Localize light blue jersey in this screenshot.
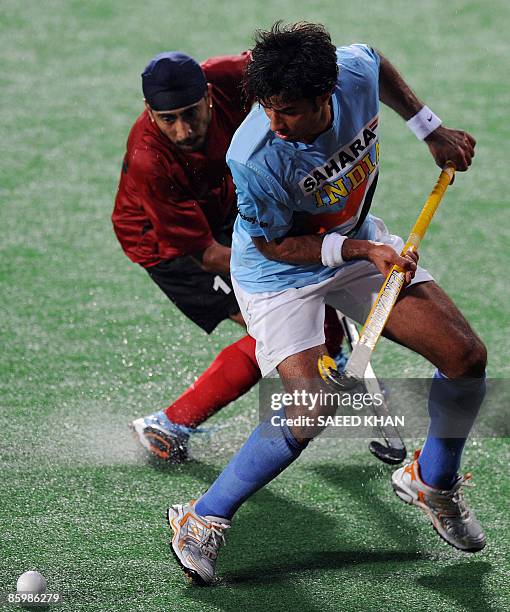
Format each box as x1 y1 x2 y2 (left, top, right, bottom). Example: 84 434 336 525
228 44 381 293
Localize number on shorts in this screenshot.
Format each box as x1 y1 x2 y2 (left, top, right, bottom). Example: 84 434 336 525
213 275 232 295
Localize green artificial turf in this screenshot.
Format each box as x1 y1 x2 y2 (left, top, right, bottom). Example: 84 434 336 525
1 1 509 610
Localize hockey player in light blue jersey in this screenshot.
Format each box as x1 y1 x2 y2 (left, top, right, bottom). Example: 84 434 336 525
168 22 486 586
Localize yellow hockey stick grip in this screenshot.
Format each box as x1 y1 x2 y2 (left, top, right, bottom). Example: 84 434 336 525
402 162 455 255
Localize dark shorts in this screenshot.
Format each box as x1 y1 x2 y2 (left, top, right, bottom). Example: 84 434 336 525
146 256 240 334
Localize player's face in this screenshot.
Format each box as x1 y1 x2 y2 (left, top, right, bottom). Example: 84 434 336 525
262 94 332 144
147 93 212 151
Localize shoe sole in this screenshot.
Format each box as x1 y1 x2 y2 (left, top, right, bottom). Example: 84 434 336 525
129 421 187 463
392 474 485 553
166 507 213 587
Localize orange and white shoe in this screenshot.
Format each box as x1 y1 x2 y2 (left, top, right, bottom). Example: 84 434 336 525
167 500 231 585
391 451 486 552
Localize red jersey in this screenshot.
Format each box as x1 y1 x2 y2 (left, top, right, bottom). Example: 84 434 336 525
112 53 250 267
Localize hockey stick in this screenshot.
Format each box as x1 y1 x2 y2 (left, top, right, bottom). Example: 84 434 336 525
319 163 455 390
340 315 406 464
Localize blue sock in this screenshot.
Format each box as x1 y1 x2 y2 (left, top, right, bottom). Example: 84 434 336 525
418 369 486 489
195 413 306 519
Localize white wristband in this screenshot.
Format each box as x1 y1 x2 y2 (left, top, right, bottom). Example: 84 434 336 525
406 106 442 140
321 233 348 267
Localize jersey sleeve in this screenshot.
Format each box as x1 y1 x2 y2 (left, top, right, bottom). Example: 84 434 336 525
339 44 380 78
229 159 293 241
132 156 214 256
350 44 380 67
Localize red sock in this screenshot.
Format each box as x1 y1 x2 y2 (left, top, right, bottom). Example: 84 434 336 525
324 306 344 356
164 335 261 427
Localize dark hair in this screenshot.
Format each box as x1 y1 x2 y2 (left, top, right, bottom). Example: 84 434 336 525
244 21 338 105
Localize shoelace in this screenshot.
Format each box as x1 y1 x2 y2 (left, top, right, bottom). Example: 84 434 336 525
201 522 230 560
431 474 474 519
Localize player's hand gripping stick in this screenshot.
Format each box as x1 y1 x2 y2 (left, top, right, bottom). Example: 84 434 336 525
319 163 456 389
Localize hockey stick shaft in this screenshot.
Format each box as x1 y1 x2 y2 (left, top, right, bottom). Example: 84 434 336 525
341 315 405 450
346 163 455 380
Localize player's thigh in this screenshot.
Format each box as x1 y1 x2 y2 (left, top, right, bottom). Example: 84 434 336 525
383 281 487 377
146 256 240 334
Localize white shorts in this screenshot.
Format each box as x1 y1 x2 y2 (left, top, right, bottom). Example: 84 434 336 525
233 217 434 377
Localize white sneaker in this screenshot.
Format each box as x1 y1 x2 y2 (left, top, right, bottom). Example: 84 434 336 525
167 500 230 585
392 451 486 552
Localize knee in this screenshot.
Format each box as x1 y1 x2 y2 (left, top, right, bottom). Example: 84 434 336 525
446 336 487 378
463 337 487 377
285 395 337 443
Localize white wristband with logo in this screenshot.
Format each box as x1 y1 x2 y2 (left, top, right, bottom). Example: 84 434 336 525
406 106 442 140
321 233 348 267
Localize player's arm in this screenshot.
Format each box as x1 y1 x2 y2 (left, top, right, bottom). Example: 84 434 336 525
252 235 417 283
252 234 322 263
136 162 232 274
232 158 415 278
193 240 231 276
377 51 475 171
